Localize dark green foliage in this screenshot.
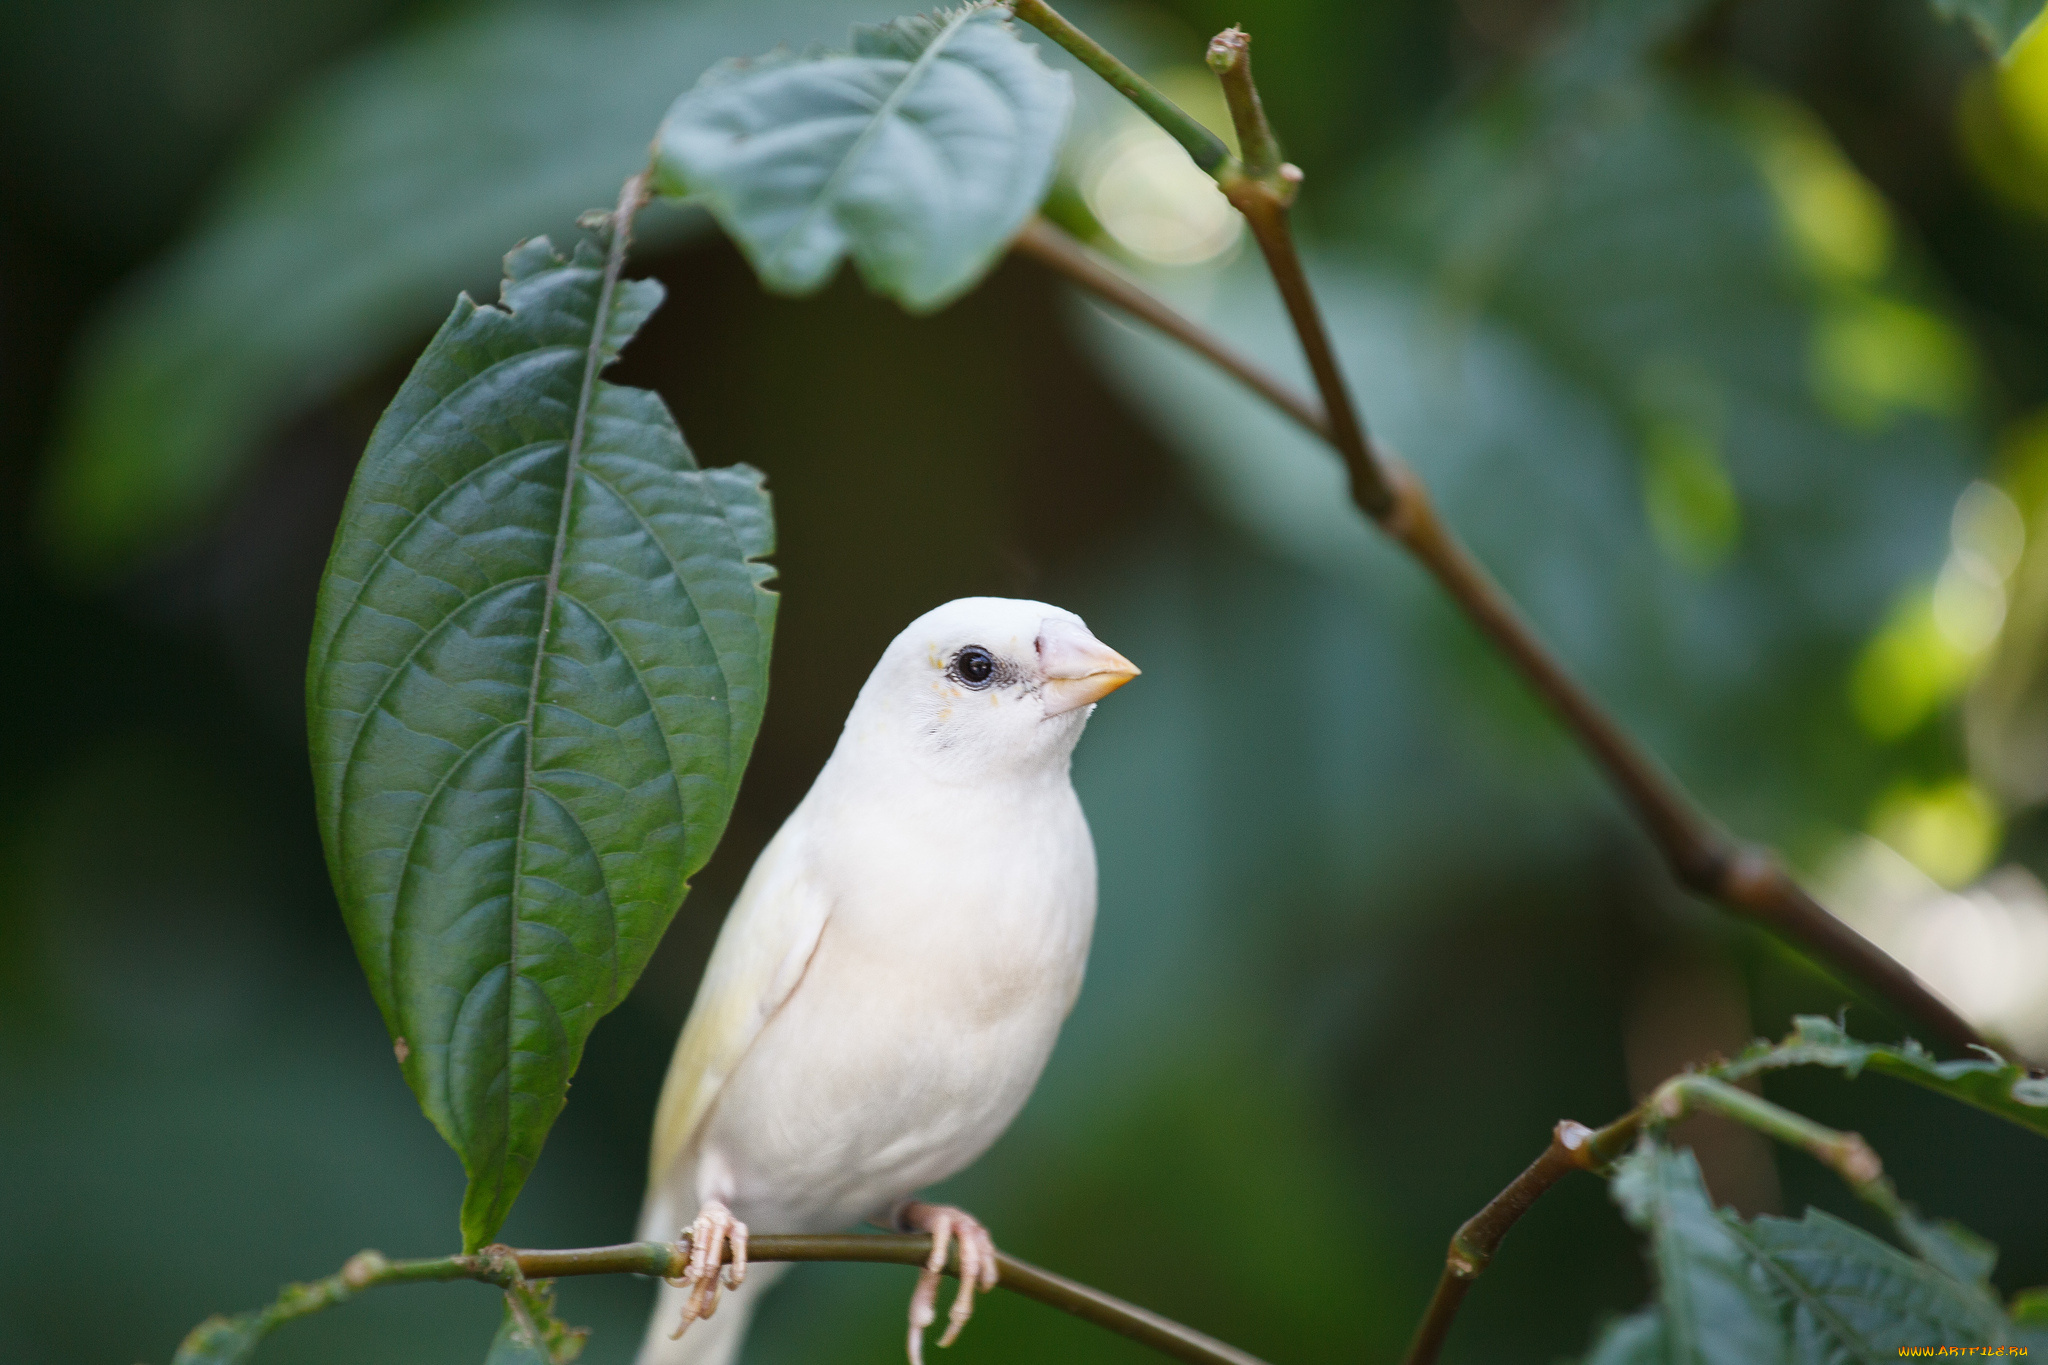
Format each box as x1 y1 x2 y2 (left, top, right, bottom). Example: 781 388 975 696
1587 1143 2025 1363
1733 1210 2008 1356
1610 1145 1787 1365
37 0 872 576
306 227 775 1250
653 4 1072 310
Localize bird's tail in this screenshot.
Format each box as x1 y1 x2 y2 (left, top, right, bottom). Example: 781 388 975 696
632 1263 787 1365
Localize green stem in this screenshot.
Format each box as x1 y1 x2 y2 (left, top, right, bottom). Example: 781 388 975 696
1007 0 1236 176
1651 1074 1899 1218
175 1237 1269 1365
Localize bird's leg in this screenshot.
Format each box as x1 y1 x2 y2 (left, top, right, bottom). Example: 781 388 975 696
893 1200 1000 1365
664 1198 748 1337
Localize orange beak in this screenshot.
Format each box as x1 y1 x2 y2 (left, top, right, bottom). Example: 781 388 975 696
1038 618 1141 717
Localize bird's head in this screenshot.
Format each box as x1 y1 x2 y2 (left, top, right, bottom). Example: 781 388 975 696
846 597 1140 780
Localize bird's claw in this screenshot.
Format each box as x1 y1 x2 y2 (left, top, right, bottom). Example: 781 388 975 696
897 1201 999 1365
665 1199 748 1338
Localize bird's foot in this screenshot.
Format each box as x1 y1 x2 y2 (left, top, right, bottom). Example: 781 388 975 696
664 1198 748 1338
895 1200 999 1365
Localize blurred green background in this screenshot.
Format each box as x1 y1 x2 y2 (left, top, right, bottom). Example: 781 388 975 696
6 0 2048 1361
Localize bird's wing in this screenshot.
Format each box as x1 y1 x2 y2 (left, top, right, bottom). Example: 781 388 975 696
646 817 830 1188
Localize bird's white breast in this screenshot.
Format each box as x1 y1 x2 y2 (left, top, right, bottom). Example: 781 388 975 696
694 761 1096 1232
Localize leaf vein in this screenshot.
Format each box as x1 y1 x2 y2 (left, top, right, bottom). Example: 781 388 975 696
771 7 979 268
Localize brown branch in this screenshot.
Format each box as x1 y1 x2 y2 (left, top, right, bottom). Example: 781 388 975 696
1010 219 1328 440
1004 60 1987 1058
1400 1043 1936 1365
1402 1113 1644 1365
174 1236 1269 1365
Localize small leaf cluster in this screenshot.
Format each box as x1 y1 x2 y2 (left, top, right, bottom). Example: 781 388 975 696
1572 1018 2048 1363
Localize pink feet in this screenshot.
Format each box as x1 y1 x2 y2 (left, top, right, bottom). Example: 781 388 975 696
896 1201 1000 1365
665 1199 748 1338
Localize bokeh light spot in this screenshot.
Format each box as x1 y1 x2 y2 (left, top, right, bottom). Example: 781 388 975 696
1811 294 1975 429
1851 588 1978 738
1755 110 1893 283
1640 418 1740 571
1869 776 2002 888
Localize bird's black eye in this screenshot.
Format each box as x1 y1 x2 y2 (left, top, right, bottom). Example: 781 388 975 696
952 645 996 688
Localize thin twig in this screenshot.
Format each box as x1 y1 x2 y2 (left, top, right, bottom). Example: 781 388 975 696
1205 28 1390 521
1400 1025 2002 1365
1225 183 1395 520
1401 1058 1904 1365
1649 1074 1897 1217
1010 219 1328 439
1001 9 1988 1056
1206 29 1284 184
1401 1112 1644 1365
174 1236 1268 1365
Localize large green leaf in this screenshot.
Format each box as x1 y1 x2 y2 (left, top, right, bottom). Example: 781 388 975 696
1733 1209 2010 1359
1721 1016 2048 1139
39 0 875 577
1611 1144 1788 1365
306 225 776 1251
1930 0 2047 55
653 3 1072 311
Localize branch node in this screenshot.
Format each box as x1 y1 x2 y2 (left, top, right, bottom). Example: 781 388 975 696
341 1251 387 1290
1835 1133 1884 1186
1204 27 1245 72
1722 843 1783 904
1444 1240 1485 1280
476 1243 526 1290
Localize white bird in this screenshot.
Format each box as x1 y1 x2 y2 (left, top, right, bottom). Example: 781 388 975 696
634 596 1140 1365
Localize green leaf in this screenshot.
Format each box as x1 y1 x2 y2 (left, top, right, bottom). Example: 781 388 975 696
306 223 776 1251
2014 1287 2048 1324
1732 1209 2011 1357
39 0 875 576
170 1313 265 1365
653 3 1072 311
1604 1145 2022 1363
1611 1144 1789 1365
1929 0 2046 56
1599 1144 2026 1363
1891 1211 2001 1293
484 1282 587 1365
1721 1016 2048 1140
